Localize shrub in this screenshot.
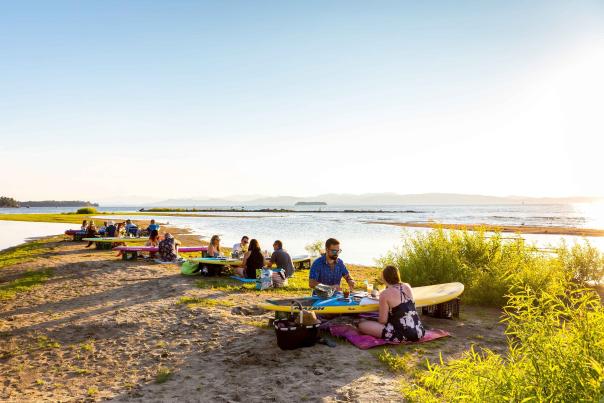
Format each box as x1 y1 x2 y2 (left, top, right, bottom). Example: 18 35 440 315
380 228 570 306
76 207 98 214
402 282 604 402
556 240 604 285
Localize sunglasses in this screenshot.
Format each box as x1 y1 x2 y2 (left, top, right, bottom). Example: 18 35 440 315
329 249 342 255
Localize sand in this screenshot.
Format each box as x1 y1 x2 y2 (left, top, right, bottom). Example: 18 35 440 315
367 221 604 237
0 227 507 402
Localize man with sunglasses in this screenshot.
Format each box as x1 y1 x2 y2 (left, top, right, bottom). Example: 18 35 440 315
309 238 355 291
232 235 249 258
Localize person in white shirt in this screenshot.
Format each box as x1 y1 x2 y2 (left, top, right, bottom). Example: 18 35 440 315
232 236 249 258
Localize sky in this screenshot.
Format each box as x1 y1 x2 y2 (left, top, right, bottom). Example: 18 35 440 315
1 1 603 202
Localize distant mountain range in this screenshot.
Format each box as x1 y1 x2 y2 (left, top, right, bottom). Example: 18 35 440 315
144 193 603 207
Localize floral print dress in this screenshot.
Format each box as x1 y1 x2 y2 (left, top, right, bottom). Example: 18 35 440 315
382 284 425 342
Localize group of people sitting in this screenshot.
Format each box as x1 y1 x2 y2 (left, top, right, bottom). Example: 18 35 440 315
205 235 295 280
81 218 159 239
308 237 425 342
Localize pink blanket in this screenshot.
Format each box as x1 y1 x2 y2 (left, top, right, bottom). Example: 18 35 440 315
329 324 449 349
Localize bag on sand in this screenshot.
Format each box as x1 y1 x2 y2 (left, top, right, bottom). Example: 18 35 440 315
271 269 288 288
256 268 273 290
273 301 320 350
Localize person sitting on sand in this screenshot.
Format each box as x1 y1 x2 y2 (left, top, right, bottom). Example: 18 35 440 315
357 265 424 342
206 235 222 258
81 220 88 231
105 221 116 237
158 233 181 262
268 240 295 278
146 229 160 258
235 239 265 279
232 235 249 258
309 238 355 292
146 219 160 234
85 222 98 248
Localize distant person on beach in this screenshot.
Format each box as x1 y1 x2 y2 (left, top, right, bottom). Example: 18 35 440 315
158 233 181 262
146 229 160 258
146 219 160 234
98 221 108 236
309 238 355 291
125 219 138 236
268 240 295 278
236 239 265 279
81 220 88 231
105 221 116 237
85 222 98 248
232 236 249 258
357 266 424 342
207 235 222 258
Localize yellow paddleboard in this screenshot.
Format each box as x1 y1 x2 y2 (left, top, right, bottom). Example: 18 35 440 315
258 282 464 314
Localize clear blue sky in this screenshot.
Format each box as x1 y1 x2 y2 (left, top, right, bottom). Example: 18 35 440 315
1 1 602 202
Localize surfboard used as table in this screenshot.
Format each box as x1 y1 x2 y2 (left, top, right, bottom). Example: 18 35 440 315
258 282 464 314
186 254 311 267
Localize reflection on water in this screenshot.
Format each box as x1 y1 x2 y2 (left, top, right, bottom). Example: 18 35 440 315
0 221 74 251
1 204 603 265
99 212 604 266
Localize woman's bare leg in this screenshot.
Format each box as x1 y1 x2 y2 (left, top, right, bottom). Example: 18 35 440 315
358 320 385 338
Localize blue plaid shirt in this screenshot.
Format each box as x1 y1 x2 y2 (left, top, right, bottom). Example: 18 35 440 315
309 255 349 286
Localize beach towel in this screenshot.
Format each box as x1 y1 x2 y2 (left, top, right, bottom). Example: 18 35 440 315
229 275 257 283
329 324 449 350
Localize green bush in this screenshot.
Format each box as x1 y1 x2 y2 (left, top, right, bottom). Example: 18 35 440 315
556 240 604 285
402 283 604 402
379 228 576 305
75 207 98 214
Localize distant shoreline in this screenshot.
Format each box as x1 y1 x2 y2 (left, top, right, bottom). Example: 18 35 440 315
368 221 604 237
139 208 423 214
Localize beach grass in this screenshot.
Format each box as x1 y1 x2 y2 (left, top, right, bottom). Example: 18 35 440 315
0 236 61 269
0 268 54 300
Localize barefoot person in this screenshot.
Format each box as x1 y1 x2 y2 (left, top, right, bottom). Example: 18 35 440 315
357 266 425 342
309 238 355 291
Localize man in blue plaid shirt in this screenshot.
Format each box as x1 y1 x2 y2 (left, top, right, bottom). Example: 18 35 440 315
309 238 356 291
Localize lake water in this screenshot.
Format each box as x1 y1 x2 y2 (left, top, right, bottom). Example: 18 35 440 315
1 203 603 265
0 220 75 251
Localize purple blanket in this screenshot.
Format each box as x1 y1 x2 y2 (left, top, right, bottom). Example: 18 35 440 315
329 324 450 349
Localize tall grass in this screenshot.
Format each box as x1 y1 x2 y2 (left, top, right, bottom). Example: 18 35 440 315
380 228 602 305
402 283 604 402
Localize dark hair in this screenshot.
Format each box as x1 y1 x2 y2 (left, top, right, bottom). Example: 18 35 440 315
210 235 220 249
249 239 261 253
325 238 340 250
273 240 283 249
149 229 159 242
382 265 401 285
241 236 249 242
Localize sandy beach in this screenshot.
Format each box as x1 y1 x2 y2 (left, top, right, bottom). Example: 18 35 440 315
0 226 506 402
368 221 604 237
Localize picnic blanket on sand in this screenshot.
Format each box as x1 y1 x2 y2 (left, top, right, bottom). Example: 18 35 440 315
329 324 449 349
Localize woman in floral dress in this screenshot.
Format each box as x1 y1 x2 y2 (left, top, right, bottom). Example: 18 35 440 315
358 266 425 342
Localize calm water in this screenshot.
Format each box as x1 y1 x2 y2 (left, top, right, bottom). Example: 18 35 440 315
1 204 603 265
0 221 74 251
